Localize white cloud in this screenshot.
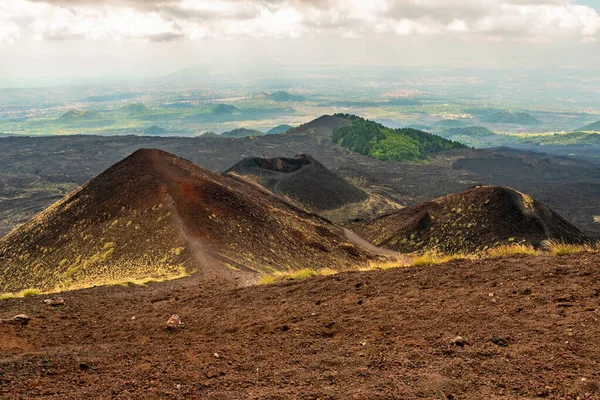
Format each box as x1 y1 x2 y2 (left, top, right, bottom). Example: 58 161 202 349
0 19 20 42
0 0 598 43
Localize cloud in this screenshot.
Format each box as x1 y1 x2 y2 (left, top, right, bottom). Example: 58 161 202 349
0 0 598 43
0 19 20 43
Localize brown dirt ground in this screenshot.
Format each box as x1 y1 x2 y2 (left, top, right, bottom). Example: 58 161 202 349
2 252 600 399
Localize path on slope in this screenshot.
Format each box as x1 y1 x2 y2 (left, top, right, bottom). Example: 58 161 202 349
343 228 405 259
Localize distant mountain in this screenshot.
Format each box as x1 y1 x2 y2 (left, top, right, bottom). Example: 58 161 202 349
81 93 139 102
58 110 101 121
287 115 351 137
405 124 431 131
439 126 496 139
517 132 600 147
576 121 600 132
0 149 376 293
143 126 167 135
432 119 467 129
353 186 589 254
255 91 305 102
199 132 219 138
121 103 149 114
482 111 539 125
220 128 264 138
332 114 466 163
266 124 294 135
211 104 242 115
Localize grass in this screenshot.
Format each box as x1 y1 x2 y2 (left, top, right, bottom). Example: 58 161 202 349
258 268 339 285
410 251 469 266
487 244 538 258
1 267 191 300
257 240 600 286
542 240 596 256
0 288 41 301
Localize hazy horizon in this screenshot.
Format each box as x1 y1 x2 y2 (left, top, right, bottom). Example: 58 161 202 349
1 0 600 84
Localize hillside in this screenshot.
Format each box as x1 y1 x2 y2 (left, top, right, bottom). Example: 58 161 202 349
517 131 600 147
220 128 264 138
57 110 100 121
576 120 600 132
143 125 166 135
353 185 588 254
121 103 149 114
0 149 376 293
255 91 305 102
211 104 241 115
332 114 466 162
439 126 496 139
224 154 367 211
224 154 401 222
266 124 294 134
288 114 351 137
482 111 539 125
432 119 467 129
2 252 600 398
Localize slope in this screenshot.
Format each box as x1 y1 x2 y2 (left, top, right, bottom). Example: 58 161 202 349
224 154 402 223
576 120 600 132
0 149 376 293
220 128 264 138
332 114 466 162
353 185 589 254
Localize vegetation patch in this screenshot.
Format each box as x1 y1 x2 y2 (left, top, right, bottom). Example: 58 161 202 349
542 239 597 256
487 244 538 258
258 268 340 285
0 288 41 301
332 114 466 163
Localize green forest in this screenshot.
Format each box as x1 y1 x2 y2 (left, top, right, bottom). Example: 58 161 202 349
332 114 466 162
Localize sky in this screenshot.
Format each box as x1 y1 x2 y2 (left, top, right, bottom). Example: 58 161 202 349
1 0 600 80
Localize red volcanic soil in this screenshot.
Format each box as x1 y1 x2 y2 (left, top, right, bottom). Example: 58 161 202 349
1 252 600 399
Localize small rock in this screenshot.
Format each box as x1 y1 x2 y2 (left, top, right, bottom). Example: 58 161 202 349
79 363 90 371
491 336 509 347
452 336 467 347
214 352 220 359
2 314 30 326
165 314 183 330
43 298 65 306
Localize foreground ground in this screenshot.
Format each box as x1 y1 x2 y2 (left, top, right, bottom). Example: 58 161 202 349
1 253 600 399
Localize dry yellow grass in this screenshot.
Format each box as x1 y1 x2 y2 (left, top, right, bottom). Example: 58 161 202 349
0 288 41 301
410 251 470 267
259 267 342 285
487 244 538 258
542 240 596 256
